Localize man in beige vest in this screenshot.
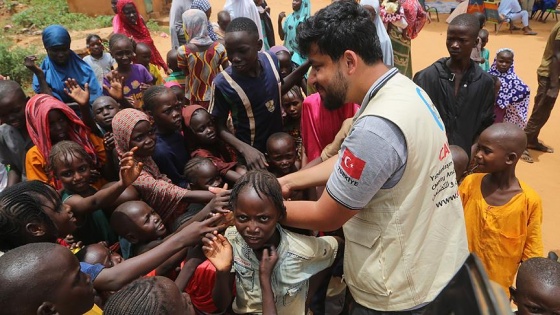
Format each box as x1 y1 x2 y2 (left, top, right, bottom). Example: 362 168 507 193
279 1 469 313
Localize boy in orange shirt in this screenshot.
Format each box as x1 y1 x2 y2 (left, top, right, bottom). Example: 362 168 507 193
459 123 543 294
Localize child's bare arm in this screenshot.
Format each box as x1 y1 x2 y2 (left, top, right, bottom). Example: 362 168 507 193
203 232 235 312
93 214 227 291
24 55 52 95
260 247 279 315
278 12 286 40
64 148 143 216
281 61 311 95
175 245 206 291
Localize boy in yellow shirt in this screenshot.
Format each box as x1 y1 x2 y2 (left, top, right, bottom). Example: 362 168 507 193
459 123 543 294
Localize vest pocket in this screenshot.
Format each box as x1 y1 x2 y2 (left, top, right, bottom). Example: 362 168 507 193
343 217 391 296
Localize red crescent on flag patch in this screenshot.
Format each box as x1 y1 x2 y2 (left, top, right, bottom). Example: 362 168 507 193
341 148 366 180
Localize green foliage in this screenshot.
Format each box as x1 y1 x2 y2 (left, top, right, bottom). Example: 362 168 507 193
0 38 43 90
11 0 112 30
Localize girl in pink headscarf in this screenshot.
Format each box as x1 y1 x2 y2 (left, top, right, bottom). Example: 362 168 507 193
112 108 213 225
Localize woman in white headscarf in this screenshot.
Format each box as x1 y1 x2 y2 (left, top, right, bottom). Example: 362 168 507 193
361 0 394 67
223 0 264 43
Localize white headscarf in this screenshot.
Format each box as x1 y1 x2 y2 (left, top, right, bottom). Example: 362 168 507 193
223 0 264 43
182 9 214 46
361 0 394 67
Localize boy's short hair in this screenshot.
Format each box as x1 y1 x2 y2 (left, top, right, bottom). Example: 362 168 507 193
449 13 480 38
0 243 88 314
479 28 489 38
0 80 26 100
517 257 560 288
143 85 171 112
226 17 259 38
0 181 59 251
86 34 101 45
184 156 215 183
472 12 486 28
296 1 383 65
266 132 296 151
104 276 187 315
230 170 287 218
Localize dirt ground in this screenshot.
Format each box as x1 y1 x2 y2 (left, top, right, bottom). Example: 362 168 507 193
8 1 559 252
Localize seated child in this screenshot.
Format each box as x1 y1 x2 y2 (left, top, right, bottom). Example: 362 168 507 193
266 132 299 177
0 80 33 186
105 34 153 109
48 140 143 245
25 94 109 190
281 86 304 161
104 276 195 314
510 257 560 315
165 49 186 88
488 48 530 129
0 243 96 315
143 86 189 188
459 123 543 294
212 10 232 43
136 42 164 86
184 157 224 190
178 9 229 108
110 200 169 258
0 180 228 294
183 105 246 183
92 96 120 136
209 17 310 170
202 170 342 314
112 108 214 227
479 29 490 71
83 34 115 81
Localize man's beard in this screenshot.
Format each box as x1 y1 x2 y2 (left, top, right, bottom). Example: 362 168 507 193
320 70 348 111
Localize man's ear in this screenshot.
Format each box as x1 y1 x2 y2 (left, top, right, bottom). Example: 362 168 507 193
257 39 263 52
342 50 359 75
26 222 46 238
37 302 58 315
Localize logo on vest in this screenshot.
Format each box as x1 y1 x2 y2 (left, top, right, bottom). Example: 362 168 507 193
340 148 366 181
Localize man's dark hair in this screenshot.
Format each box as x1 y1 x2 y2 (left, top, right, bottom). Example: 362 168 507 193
449 13 481 38
226 17 259 38
296 1 382 65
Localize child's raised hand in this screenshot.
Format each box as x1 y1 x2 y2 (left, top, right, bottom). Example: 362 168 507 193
279 11 286 20
103 70 125 100
119 146 143 186
202 231 233 272
259 246 278 279
208 183 231 214
64 78 90 106
103 132 115 152
23 55 42 74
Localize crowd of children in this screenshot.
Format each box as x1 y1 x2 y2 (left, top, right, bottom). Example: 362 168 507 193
0 0 558 313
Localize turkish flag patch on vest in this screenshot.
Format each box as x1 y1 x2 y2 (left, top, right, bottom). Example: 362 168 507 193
341 148 366 180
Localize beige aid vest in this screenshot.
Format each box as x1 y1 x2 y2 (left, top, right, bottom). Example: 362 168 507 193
342 73 469 311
